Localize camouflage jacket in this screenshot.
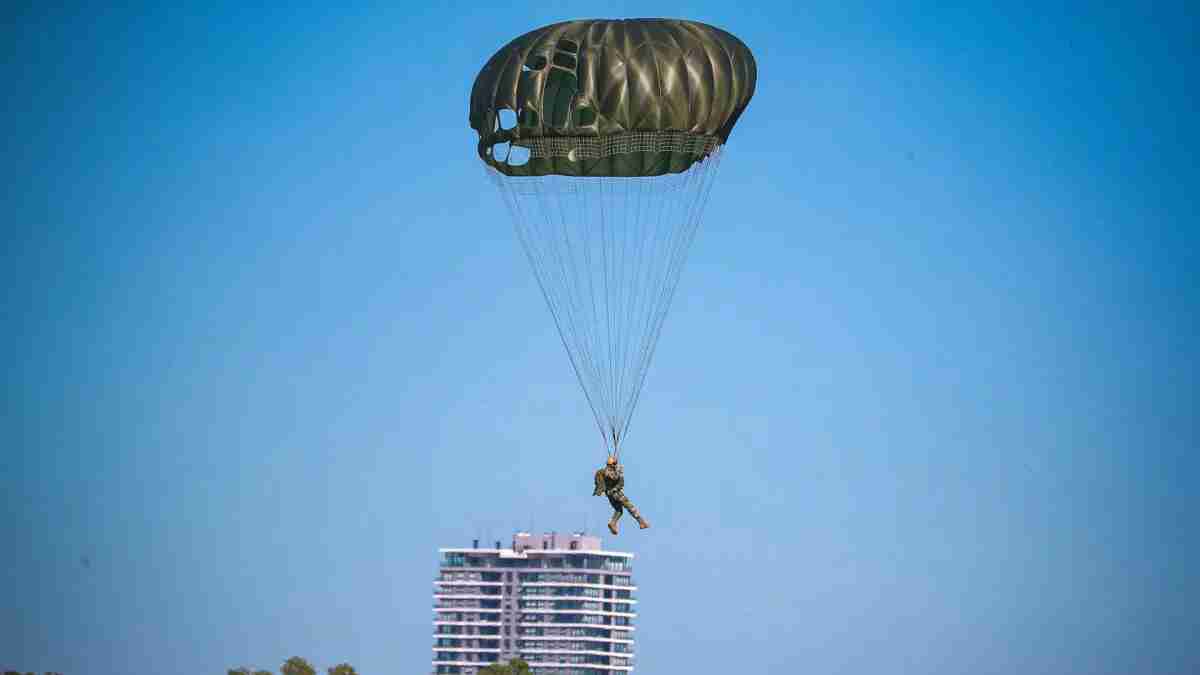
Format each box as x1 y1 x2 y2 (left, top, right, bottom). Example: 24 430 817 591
593 464 624 496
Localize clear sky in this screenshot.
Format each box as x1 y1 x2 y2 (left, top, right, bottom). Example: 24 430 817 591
3 2 1197 674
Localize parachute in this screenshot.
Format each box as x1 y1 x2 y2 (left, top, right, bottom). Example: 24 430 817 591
471 19 756 457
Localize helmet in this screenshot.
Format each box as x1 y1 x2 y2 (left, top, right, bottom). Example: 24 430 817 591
606 455 617 466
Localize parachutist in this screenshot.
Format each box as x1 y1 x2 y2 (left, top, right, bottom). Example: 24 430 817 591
474 20 755 500
593 455 649 534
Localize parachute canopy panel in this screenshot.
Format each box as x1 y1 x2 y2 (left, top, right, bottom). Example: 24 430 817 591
470 19 757 177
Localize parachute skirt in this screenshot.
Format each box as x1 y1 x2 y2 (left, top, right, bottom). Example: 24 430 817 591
487 130 723 178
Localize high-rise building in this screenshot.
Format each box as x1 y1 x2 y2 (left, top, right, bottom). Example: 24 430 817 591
432 532 636 674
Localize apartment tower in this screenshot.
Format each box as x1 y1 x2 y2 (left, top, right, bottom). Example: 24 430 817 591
432 532 636 673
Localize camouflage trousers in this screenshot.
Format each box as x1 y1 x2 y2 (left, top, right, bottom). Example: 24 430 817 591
606 490 642 522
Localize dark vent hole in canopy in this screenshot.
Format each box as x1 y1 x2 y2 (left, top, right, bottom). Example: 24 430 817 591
522 54 547 71
552 52 577 69
519 108 539 127
556 38 578 53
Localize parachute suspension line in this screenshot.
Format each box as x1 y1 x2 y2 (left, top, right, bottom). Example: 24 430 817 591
618 173 651 450
620 162 680 432
624 171 664 438
608 174 625 448
597 172 614 449
489 149 725 458
600 176 615 443
545 178 599 410
620 149 725 443
615 173 648 437
546 173 613 446
619 176 648 444
572 176 615 450
606 177 623 444
580 172 619 456
493 167 608 448
564 178 616 447
617 172 655 446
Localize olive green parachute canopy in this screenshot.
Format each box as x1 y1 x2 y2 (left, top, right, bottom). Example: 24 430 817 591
476 19 756 457
470 18 757 177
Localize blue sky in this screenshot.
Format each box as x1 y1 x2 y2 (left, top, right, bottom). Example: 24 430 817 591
3 2 1197 673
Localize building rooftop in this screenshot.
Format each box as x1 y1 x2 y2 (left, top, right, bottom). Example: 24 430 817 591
438 531 634 558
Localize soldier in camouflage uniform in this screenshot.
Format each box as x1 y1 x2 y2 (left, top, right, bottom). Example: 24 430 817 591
593 456 649 534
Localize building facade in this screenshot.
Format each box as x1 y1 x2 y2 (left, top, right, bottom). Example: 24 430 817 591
432 532 636 674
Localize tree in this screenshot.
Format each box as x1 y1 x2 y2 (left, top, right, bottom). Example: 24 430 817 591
228 668 272 675
479 658 532 675
280 657 315 675
327 665 357 675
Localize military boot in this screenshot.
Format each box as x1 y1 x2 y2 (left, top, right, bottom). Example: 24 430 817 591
627 506 649 530
608 518 619 535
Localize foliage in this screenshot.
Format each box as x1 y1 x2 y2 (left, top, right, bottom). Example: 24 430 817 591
280 657 316 675
227 658 350 675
